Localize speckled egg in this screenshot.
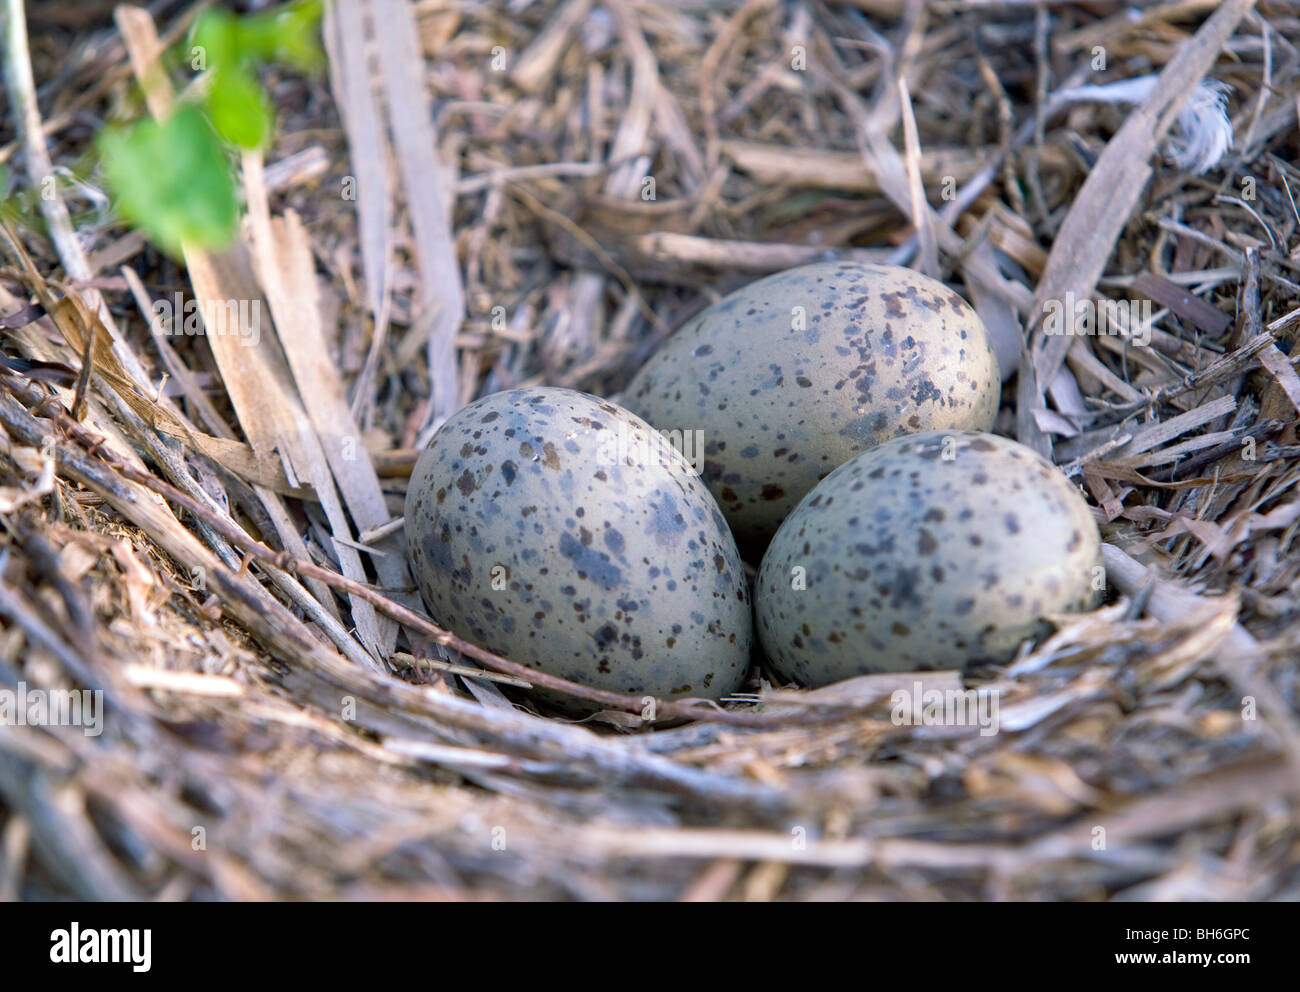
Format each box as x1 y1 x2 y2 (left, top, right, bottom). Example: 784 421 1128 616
755 430 1102 686
404 386 752 707
622 262 1000 554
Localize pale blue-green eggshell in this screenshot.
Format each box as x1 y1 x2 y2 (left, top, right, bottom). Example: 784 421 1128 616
404 387 752 706
755 430 1102 686
623 262 1001 554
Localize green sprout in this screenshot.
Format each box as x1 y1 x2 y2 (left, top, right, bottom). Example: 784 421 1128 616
98 105 239 259
96 0 324 258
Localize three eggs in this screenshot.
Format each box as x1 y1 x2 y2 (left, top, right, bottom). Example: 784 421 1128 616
404 261 1101 703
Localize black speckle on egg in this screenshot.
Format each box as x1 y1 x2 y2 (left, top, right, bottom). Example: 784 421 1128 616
404 387 751 710
621 263 1000 555
755 430 1102 686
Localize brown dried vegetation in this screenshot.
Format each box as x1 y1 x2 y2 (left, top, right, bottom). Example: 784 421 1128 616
0 0 1297 900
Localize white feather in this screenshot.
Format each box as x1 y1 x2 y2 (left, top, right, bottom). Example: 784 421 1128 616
1051 75 1234 175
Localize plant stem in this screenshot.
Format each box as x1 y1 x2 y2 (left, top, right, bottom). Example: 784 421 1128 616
2 0 92 285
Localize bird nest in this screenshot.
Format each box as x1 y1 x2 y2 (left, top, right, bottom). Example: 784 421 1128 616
0 0 1298 900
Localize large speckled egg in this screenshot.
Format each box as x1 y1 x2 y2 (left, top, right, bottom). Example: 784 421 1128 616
622 262 1000 554
755 430 1102 686
404 386 751 708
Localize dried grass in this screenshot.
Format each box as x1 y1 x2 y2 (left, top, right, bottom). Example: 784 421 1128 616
0 0 1298 900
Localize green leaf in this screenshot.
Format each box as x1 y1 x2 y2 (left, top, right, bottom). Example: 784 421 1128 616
207 64 273 149
236 0 325 74
189 7 240 74
98 105 239 258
